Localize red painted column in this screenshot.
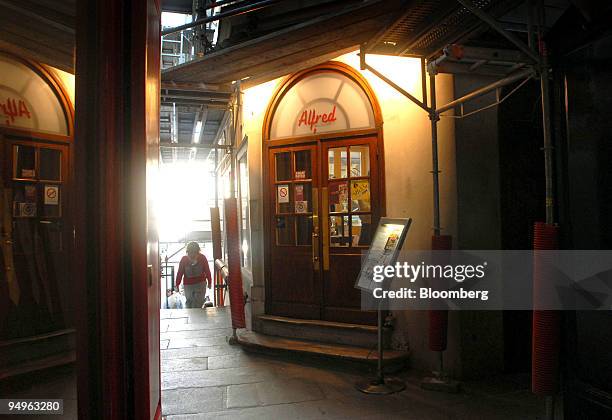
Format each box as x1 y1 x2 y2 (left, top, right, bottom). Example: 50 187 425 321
224 198 246 328
74 1 161 419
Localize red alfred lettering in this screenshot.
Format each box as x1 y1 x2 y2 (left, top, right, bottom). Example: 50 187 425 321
0 98 32 126
297 105 337 134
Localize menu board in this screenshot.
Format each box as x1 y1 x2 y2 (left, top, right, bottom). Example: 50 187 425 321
354 218 412 291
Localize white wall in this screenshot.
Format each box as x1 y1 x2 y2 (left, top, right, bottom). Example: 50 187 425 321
240 51 458 373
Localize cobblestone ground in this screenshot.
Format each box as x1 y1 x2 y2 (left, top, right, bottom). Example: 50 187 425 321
161 308 548 420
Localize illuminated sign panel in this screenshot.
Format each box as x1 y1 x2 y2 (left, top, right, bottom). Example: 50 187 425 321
269 72 375 139
0 53 69 136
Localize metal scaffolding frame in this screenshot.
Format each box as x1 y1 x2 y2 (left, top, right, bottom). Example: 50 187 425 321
360 0 557 416
360 0 555 229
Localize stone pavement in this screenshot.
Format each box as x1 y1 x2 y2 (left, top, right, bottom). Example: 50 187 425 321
161 308 546 419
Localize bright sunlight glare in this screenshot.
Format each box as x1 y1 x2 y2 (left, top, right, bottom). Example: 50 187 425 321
156 159 215 243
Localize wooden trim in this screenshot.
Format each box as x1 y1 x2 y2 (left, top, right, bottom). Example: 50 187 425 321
0 50 74 138
0 127 71 144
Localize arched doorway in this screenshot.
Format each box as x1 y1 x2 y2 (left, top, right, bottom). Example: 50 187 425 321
262 62 384 325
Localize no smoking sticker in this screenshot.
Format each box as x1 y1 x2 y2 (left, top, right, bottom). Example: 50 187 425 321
277 185 289 203
44 185 59 205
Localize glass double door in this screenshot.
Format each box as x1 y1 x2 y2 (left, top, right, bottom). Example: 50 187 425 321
268 137 379 325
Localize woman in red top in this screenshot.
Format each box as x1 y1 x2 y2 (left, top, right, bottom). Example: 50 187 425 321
175 242 212 309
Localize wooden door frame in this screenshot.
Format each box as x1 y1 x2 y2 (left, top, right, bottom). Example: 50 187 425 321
261 61 386 321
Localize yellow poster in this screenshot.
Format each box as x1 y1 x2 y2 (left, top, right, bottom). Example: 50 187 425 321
351 180 370 201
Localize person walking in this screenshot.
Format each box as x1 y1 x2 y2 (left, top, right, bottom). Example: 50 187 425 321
175 242 212 309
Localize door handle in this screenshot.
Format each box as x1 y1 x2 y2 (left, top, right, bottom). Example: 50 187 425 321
321 187 330 271
312 188 320 270
147 264 153 287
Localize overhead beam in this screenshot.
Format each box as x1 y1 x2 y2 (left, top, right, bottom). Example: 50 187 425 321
160 142 230 150
161 93 230 102
360 47 428 113
161 81 232 92
435 67 534 115
161 99 229 108
238 45 357 89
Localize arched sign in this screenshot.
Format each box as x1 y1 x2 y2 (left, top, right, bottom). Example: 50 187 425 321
0 52 71 137
265 62 381 140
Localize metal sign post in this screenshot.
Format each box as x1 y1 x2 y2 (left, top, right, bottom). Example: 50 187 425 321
355 300 406 395
354 218 412 395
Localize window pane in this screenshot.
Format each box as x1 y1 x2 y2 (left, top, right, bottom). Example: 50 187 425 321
294 150 311 179
39 220 63 252
329 215 349 247
328 180 348 213
352 215 372 246
349 145 370 177
275 152 291 181
14 145 36 179
350 179 371 212
276 216 294 245
40 149 61 181
296 216 312 246
328 148 347 179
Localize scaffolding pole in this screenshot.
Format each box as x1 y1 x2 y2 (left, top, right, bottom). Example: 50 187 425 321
429 71 441 236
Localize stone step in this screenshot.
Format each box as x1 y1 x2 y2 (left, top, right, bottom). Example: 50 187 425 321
256 314 390 349
236 330 409 372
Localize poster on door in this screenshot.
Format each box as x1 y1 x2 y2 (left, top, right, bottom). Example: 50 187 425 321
329 181 347 205
294 184 304 201
351 180 369 201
